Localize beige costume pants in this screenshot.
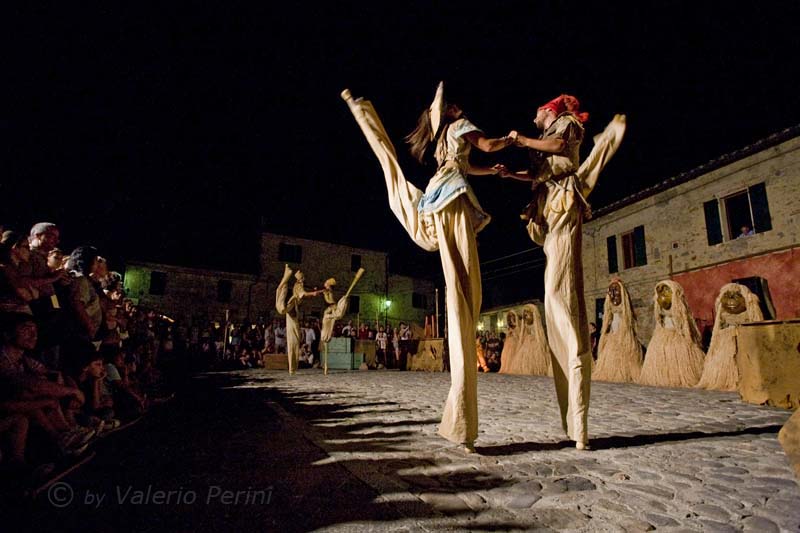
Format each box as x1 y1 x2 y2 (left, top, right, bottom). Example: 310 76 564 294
541 195 592 444
528 115 626 444
276 269 301 374
343 91 480 444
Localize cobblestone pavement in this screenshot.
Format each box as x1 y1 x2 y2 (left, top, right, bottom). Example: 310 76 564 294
235 368 800 532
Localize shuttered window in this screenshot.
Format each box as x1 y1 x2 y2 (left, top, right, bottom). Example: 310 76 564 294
606 235 618 274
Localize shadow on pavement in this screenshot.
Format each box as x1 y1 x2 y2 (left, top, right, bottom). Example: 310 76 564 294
23 370 516 532
478 424 784 456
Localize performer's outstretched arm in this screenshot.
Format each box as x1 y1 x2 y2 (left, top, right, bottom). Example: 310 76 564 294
462 131 513 153
514 134 565 154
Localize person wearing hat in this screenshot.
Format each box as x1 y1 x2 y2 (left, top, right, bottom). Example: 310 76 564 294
342 82 513 453
319 270 364 373
498 96 626 450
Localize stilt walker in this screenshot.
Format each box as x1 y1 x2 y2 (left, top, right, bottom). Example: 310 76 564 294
500 95 626 449
320 268 365 374
275 265 322 374
342 83 513 452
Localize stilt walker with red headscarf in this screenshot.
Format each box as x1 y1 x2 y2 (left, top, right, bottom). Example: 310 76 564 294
501 95 626 449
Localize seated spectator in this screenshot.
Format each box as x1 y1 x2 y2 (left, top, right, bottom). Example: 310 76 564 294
0 231 37 314
0 313 94 456
298 344 314 368
238 347 253 369
70 345 119 432
103 345 146 419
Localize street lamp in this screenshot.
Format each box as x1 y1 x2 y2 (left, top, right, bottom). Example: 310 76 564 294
383 299 391 329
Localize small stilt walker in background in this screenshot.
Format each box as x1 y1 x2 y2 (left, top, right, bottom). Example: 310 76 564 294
275 265 323 375
320 268 365 374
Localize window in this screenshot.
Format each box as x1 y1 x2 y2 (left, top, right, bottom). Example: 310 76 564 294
412 292 427 309
149 271 167 295
732 276 776 320
351 254 361 272
606 236 618 274
349 295 360 314
217 279 233 303
703 182 772 245
608 225 646 272
278 243 302 263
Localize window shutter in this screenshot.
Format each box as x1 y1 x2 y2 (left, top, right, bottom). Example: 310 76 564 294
606 235 618 274
703 200 723 245
633 225 647 266
749 182 772 233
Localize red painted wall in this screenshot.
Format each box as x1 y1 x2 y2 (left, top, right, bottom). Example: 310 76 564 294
672 247 800 323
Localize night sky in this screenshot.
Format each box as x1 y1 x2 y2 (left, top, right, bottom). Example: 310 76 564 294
4 3 800 304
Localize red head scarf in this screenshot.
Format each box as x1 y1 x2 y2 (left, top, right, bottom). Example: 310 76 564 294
539 94 589 123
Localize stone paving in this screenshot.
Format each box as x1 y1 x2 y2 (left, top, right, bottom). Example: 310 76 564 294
234 368 800 532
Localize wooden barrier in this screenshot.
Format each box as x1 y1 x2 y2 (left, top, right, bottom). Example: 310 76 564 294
407 338 446 372
263 354 288 370
737 319 800 409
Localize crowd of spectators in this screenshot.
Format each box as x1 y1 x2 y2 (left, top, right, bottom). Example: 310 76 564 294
0 222 176 491
476 330 505 373
207 318 417 370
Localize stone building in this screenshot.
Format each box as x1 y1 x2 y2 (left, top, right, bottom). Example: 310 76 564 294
122 234 437 329
122 260 268 326
582 125 800 344
260 232 436 328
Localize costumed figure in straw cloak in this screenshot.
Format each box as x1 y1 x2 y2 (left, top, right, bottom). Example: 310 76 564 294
498 310 519 374
275 265 322 375
516 303 552 376
342 82 514 453
320 268 365 374
695 283 763 391
593 279 643 383
501 304 551 376
498 95 626 449
638 280 705 387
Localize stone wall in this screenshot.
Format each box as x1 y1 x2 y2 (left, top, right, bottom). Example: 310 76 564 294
123 261 268 325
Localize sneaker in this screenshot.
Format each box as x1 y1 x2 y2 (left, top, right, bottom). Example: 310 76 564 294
71 427 96 447
102 419 121 431
64 441 90 457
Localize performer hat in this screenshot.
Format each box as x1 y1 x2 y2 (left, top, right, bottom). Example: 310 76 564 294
538 94 589 123
324 278 336 288
429 81 446 140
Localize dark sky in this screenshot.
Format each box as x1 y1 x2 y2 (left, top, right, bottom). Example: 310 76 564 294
4 3 800 304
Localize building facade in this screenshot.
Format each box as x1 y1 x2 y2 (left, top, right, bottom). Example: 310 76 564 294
582 127 800 344
123 261 268 326
259 232 435 328
123 234 438 330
